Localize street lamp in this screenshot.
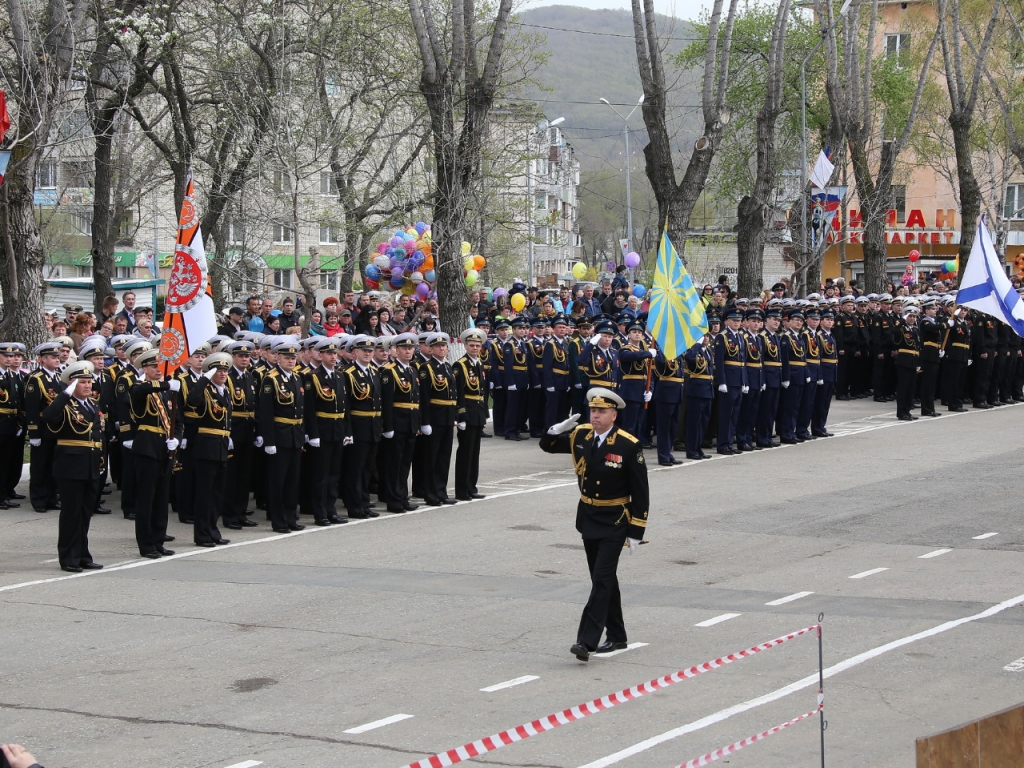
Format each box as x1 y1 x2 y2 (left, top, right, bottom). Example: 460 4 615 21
599 94 644 256
527 116 564 287
801 0 852 263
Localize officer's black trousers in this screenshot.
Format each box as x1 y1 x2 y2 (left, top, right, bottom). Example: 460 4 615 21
424 424 454 502
544 389 569 430
716 388 741 448
655 400 680 463
134 453 171 555
224 437 253 524
988 353 1005 403
191 458 225 544
343 439 378 514
812 382 835 435
528 386 545 436
309 440 343 520
756 387 780 445
172 445 192 521
896 366 916 418
382 430 416 508
411 434 429 497
797 379 817 437
267 447 300 529
779 382 804 440
455 425 483 498
4 431 24 498
685 396 711 456
491 388 506 435
736 386 760 445
836 352 850 397
29 439 58 510
56 476 99 568
578 535 627 650
942 359 967 410
972 355 992 405
920 361 939 414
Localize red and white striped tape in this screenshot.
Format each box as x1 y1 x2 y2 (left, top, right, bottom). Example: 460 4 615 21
674 703 823 768
399 624 819 768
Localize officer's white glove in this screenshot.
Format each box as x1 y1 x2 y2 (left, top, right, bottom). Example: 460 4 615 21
947 319 955 327
574 383 582 389
308 437 320 448
546 387 555 392
29 439 41 447
303 434 309 444
939 350 945 358
65 382 77 396
818 379 824 385
806 377 811 383
533 384 540 389
203 369 217 380
643 391 653 402
421 424 433 436
761 384 766 392
507 384 516 391
916 367 922 373
626 537 641 554
166 438 179 451
343 436 354 445
123 440 134 449
718 384 728 393
649 349 657 358
782 381 790 388
15 428 21 436
741 385 749 394
166 379 181 392
968 359 973 366
228 438 234 450
489 382 494 390
264 445 277 455
180 438 187 449
547 413 580 435
587 336 599 345
382 431 394 439
254 436 263 448
457 422 466 431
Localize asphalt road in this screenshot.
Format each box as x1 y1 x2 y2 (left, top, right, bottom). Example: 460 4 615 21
2 396 1023 768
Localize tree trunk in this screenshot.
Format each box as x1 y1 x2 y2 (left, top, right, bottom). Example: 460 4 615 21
91 120 117 312
341 225 358 293
736 195 766 296
0 154 48 347
950 112 981 268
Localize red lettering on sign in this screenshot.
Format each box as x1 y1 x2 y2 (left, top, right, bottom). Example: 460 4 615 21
931 233 941 244
849 210 863 228
906 209 926 228
886 209 897 227
935 209 956 228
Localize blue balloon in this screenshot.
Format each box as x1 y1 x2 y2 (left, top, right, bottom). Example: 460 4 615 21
415 221 428 235
632 284 646 297
248 316 264 332
390 275 405 288
365 264 381 280
412 250 425 264
425 269 436 282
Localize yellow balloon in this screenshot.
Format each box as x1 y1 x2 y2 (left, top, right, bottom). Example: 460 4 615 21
464 256 476 271
571 262 587 279
510 293 526 311
401 281 416 295
461 241 472 255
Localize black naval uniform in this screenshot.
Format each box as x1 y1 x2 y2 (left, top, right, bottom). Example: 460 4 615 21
129 378 181 555
919 314 943 416
419 355 457 504
42 388 104 570
187 375 232 545
540 422 650 653
380 360 421 512
942 314 971 411
343 362 382 518
0 366 26 506
895 323 921 420
25 366 62 511
305 363 350 523
453 353 488 500
224 365 257 528
259 365 305 531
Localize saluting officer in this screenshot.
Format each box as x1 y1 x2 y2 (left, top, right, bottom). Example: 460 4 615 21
540 388 650 662
380 333 421 513
43 361 105 573
259 338 306 533
26 341 64 513
305 337 351 525
454 328 488 501
223 340 259 529
419 333 458 505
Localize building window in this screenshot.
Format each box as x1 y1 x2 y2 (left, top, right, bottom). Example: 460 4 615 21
273 268 293 288
45 264 63 279
227 218 245 245
58 110 90 142
62 159 93 188
74 212 93 235
886 33 910 63
273 171 292 195
892 185 906 223
319 222 339 244
320 172 337 196
273 224 293 244
319 270 338 291
36 160 58 188
78 265 93 277
534 192 546 210
115 266 132 278
535 225 548 244
1005 184 1024 219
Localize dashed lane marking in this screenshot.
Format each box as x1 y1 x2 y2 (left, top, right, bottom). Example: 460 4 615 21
765 591 814 606
342 713 414 734
592 642 649 659
919 549 952 559
480 675 540 692
695 613 741 627
973 532 999 540
849 568 889 579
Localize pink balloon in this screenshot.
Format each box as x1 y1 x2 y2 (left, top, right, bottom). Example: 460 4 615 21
625 252 640 269
377 242 387 254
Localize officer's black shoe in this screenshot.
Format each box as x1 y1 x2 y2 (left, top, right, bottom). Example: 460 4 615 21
158 548 175 556
698 452 712 459
61 565 83 573
94 507 110 514
141 552 161 559
595 641 628 654
685 454 703 461
402 503 419 512
328 515 348 524
363 509 380 517
737 443 755 452
570 643 591 662
481 431 492 437
716 447 735 455
241 519 259 527
163 535 175 542
812 431 834 437
974 402 992 409
504 435 521 441
272 526 291 532
196 542 216 547
949 407 968 413
424 498 443 507
780 437 798 444
455 495 473 501
223 522 243 530
795 435 810 442
470 493 485 499
287 523 305 531
836 395 851 401
314 518 332 526
9 493 25 500
213 538 231 545
123 513 136 520
440 498 458 505
81 562 103 569
101 488 112 495
386 506 408 513
640 442 654 449
180 517 195 524
348 511 370 519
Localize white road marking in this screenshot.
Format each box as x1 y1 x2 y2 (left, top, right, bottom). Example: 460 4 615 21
849 568 889 579
765 591 814 606
973 532 999 540
918 549 952 559
480 675 539 692
1004 657 1024 672
343 713 414 734
695 613 741 627
223 762 262 768
592 642 648 659
576 589 1024 768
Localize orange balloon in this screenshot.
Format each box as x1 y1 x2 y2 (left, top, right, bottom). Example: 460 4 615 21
473 255 486 271
421 243 432 257
422 255 434 270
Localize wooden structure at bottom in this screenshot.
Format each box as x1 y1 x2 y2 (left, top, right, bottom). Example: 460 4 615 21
916 702 1024 767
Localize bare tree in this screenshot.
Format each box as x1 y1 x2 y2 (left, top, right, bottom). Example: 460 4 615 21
632 0 739 251
408 0 515 338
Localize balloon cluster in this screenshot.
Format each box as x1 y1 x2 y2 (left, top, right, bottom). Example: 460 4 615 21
938 258 958 281
365 223 487 298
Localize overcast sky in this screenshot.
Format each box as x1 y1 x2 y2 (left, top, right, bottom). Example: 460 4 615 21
521 0 714 21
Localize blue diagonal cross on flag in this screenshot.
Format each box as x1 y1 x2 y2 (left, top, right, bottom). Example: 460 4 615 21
956 215 1024 337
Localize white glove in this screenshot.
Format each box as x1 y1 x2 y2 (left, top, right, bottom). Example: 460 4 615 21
546 387 555 392
574 383 582 389
228 438 234 450
532 384 540 389
627 537 641 554
421 425 433 436
587 336 599 345
718 384 728 393
203 369 217 380
65 382 77 396
166 379 181 392
457 422 466 431
968 359 973 366
939 350 945 358
806 377 811 383
507 384 516 391
264 445 277 455
643 391 653 402
180 438 187 449
782 381 790 388
947 319 955 327
15 428 21 436
547 413 580 435
166 438 179 451
649 350 657 358
303 434 309 444
761 384 766 392
741 385 749 394
29 439 41 447
308 437 320 448
382 431 394 439
818 379 824 385
123 440 134 449
254 436 264 447
489 382 494 390
916 367 922 373
343 436 354 445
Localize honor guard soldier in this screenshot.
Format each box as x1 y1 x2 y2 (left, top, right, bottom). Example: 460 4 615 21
713 307 747 454
114 340 152 520
0 342 26 509
380 333 421 513
542 315 573 429
683 332 715 459
410 332 433 499
259 338 306 533
895 307 922 421
305 337 351 525
187 352 233 546
618 321 656 439
578 320 620 408
871 295 896 401
223 340 260 529
778 310 807 444
44 361 105 572
488 319 510 437
970 310 995 408
813 310 838 436
454 328 488 501
527 318 548 437
652 344 684 465
757 306 785 448
501 318 531 439
171 342 210 524
343 335 383 519
941 304 971 412
129 349 182 557
736 309 764 452
797 309 822 441
835 297 856 399
419 333 458 505
77 341 112 515
540 388 650 662
918 300 943 417
26 342 64 513
568 319 592 416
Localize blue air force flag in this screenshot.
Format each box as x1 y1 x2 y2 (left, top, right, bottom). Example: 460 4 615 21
956 215 1024 337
